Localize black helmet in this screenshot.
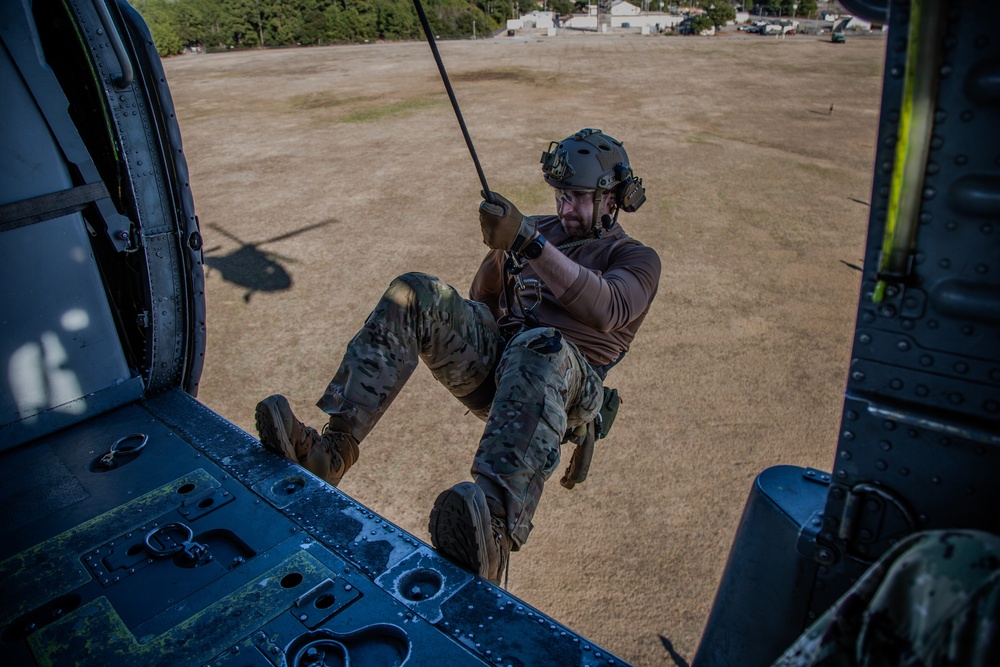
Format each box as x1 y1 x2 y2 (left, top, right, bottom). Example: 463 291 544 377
540 129 646 215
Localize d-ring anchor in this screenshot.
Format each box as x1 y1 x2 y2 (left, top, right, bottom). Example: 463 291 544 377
98 433 148 469
144 522 208 562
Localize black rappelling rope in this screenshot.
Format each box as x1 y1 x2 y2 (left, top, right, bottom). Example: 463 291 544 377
410 0 494 205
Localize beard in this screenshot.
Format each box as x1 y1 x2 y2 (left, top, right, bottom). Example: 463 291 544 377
559 214 594 239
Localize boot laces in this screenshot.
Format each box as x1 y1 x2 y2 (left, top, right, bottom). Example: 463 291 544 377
322 429 358 475
294 424 323 460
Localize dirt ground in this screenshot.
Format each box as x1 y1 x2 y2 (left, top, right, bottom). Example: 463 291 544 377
163 31 885 666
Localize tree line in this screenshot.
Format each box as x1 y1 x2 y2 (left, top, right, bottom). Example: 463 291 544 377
131 1 822 57
131 0 544 55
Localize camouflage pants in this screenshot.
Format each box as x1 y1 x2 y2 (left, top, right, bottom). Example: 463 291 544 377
772 529 1000 667
316 272 603 547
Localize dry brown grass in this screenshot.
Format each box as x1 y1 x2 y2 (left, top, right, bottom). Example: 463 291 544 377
164 31 885 666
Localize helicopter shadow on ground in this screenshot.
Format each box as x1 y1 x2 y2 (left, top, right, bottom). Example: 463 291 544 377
659 635 690 667
203 219 334 302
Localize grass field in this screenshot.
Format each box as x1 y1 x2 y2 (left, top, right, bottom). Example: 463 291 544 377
164 31 887 666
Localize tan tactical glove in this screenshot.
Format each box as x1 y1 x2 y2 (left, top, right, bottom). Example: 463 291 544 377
479 192 536 252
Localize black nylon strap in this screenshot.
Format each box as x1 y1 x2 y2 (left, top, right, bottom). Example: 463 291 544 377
0 181 110 232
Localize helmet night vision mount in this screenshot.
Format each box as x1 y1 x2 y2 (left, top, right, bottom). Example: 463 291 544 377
540 129 646 232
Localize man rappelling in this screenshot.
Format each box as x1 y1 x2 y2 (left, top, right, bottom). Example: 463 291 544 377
255 129 661 584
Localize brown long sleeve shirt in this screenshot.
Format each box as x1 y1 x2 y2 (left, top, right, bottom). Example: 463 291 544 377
470 215 661 368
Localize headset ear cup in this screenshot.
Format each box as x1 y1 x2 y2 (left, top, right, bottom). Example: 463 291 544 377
616 176 646 213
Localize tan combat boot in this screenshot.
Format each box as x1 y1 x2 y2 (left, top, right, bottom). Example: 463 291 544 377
255 394 359 487
429 481 512 585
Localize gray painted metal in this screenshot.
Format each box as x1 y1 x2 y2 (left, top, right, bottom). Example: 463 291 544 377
695 1 1000 665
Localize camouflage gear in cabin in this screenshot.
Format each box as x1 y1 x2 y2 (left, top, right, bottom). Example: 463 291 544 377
772 529 1000 667
316 272 603 546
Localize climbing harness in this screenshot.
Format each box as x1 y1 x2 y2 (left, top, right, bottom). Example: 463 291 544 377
504 236 600 329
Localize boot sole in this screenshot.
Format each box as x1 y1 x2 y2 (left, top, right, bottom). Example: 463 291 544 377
254 396 297 462
429 482 491 579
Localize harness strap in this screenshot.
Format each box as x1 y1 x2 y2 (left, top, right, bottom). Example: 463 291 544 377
0 181 110 232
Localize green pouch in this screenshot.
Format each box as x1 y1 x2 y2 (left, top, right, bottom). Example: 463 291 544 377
597 387 620 439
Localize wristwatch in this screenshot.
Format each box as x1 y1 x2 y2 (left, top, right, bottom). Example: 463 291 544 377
522 234 547 260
